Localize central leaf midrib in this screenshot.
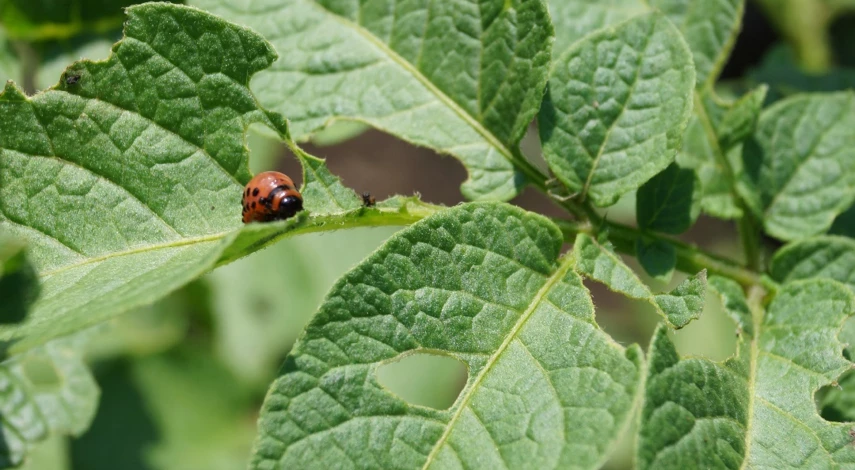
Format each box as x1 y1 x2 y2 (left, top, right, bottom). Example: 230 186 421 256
420 253 577 469
306 1 515 165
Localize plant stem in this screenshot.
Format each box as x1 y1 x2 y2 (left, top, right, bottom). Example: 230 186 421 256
553 218 764 288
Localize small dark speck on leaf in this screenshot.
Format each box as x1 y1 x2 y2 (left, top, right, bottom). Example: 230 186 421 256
210 206 214 210
65 74 81 85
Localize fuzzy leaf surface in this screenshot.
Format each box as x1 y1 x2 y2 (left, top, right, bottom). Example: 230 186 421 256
190 0 554 201
638 278 855 468
539 13 695 206
740 92 855 240
573 233 704 328
252 203 642 470
0 3 373 353
770 236 855 291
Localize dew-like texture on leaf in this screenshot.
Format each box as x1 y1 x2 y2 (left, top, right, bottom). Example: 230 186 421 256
539 13 695 207
0 333 98 467
573 233 704 328
636 162 698 234
638 279 855 468
547 0 645 54
770 236 855 291
0 4 354 352
740 92 855 240
251 203 642 470
190 0 554 202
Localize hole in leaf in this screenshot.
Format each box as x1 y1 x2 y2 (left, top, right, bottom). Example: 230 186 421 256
376 351 467 410
817 368 855 423
817 316 855 423
22 355 61 390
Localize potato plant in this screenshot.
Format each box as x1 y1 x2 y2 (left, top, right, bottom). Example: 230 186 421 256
2 0 855 468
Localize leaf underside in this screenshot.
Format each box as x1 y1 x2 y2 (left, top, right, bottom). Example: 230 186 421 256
190 0 554 201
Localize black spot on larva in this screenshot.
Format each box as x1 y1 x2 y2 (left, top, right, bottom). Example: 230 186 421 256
252 187 259 197
251 201 257 209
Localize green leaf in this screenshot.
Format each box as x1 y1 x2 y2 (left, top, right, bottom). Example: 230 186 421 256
547 0 645 54
636 238 676 283
294 150 361 214
189 0 554 201
36 32 119 91
739 92 855 240
636 162 698 234
539 13 695 206
574 233 705 328
0 332 98 468
676 87 768 220
251 203 643 470
638 279 855 468
770 236 855 291
0 236 39 324
647 0 743 89
0 3 385 353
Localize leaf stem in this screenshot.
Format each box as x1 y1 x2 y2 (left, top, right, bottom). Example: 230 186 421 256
553 218 764 288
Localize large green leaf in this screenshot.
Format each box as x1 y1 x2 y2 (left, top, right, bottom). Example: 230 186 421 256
189 0 553 201
0 3 414 354
739 92 855 240
539 13 695 206
638 278 855 468
0 332 98 468
252 203 642 469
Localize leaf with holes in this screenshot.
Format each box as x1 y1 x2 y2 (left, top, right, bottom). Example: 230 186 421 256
539 13 695 206
189 0 553 201
251 203 643 470
0 332 98 467
573 233 705 328
0 3 399 354
739 92 855 240
638 277 855 468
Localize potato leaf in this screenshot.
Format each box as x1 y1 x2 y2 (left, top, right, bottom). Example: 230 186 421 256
251 203 643 470
638 278 855 468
